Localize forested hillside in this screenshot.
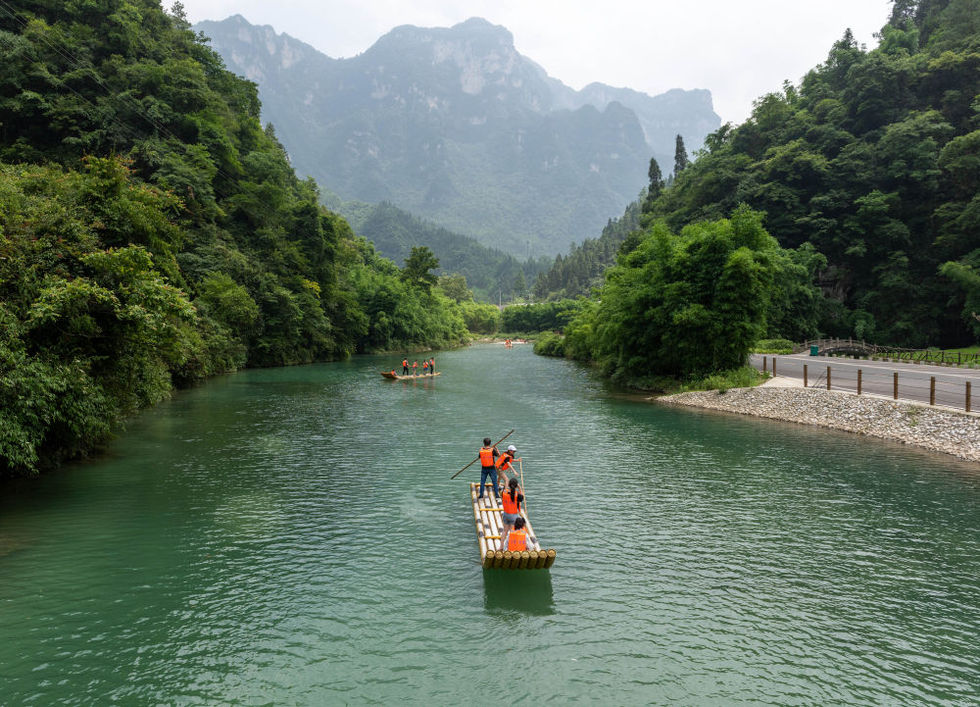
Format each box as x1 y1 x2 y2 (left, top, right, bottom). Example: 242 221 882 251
647 0 980 346
531 198 643 299
329 200 551 302
0 0 465 477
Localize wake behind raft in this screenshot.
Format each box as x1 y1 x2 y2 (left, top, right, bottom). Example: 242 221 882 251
470 482 557 570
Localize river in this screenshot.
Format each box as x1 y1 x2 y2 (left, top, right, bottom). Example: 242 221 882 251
1 344 978 704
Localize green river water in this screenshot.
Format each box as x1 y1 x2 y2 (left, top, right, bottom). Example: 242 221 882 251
1 344 978 705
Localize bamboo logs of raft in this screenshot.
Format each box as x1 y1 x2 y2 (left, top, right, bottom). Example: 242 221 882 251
380 371 442 380
470 482 557 570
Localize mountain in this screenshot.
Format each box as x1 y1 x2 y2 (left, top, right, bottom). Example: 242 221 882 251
194 15 720 256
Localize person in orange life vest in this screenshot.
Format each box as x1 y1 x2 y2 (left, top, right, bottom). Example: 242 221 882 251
499 476 525 551
495 444 519 487
422 359 429 374
477 437 500 500
402 358 409 375
508 516 534 552
429 357 435 374
411 360 418 375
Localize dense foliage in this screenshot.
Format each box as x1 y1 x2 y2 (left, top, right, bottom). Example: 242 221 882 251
562 208 815 382
500 299 583 334
0 1 464 477
646 0 980 346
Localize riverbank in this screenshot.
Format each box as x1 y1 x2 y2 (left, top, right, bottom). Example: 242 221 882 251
658 382 980 463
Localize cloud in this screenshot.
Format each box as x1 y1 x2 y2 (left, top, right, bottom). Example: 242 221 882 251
181 0 892 124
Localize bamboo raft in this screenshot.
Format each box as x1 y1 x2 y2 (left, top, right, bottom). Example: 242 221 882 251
380 371 441 380
470 482 556 570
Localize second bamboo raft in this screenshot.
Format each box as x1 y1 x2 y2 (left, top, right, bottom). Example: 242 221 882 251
470 482 557 570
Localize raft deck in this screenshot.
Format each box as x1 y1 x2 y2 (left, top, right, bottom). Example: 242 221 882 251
380 371 441 380
470 482 556 570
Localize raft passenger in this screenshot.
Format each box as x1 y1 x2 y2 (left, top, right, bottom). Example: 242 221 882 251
507 516 534 552
499 476 525 551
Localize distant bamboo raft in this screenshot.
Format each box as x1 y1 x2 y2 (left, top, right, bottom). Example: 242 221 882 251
380 371 441 380
470 482 557 570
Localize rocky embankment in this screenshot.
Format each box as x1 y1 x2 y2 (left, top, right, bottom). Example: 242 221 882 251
659 386 980 463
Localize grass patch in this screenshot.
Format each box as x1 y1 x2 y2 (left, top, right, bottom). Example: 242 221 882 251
753 338 795 354
678 366 769 393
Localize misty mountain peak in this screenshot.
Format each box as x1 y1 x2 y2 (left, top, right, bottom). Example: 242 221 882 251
195 14 720 255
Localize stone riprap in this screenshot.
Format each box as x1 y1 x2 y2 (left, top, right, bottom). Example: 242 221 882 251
659 387 980 463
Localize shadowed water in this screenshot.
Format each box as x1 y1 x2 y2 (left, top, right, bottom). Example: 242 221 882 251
1 344 978 704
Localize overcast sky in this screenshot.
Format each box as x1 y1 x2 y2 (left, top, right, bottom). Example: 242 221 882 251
179 0 894 125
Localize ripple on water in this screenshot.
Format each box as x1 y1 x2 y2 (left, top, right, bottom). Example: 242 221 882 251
0 346 977 704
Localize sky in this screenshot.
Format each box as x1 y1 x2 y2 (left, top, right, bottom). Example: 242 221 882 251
179 0 895 125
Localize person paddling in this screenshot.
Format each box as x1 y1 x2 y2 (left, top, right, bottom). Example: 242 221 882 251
477 437 500 501
500 476 525 551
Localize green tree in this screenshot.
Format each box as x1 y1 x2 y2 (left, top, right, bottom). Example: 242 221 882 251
401 246 440 292
674 134 689 175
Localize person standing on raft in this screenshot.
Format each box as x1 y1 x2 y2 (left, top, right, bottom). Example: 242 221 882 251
412 360 419 376
495 444 519 487
477 437 500 501
500 476 525 551
402 358 409 375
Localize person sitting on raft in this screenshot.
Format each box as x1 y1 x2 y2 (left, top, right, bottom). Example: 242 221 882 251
500 476 525 551
422 359 429 375
507 516 535 553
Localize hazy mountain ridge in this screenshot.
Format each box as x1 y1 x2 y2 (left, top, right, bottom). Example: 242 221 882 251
196 15 720 255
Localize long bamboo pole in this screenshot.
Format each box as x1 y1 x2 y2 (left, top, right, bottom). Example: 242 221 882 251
450 429 515 479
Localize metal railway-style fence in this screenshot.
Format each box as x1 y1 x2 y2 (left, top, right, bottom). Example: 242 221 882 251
795 338 980 366
755 355 978 413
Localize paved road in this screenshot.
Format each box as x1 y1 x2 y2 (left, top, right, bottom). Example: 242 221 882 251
749 353 980 411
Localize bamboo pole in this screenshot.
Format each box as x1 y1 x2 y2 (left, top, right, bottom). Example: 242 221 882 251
543 549 557 568
451 430 515 479
492 550 504 569
519 551 530 569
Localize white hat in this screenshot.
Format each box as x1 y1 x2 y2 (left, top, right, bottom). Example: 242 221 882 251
507 445 517 452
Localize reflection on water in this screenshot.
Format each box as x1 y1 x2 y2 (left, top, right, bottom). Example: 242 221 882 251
483 568 555 617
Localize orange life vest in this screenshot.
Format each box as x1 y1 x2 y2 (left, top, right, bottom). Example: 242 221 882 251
508 529 527 552
402 359 408 366
479 446 495 467
495 452 513 470
502 488 520 515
